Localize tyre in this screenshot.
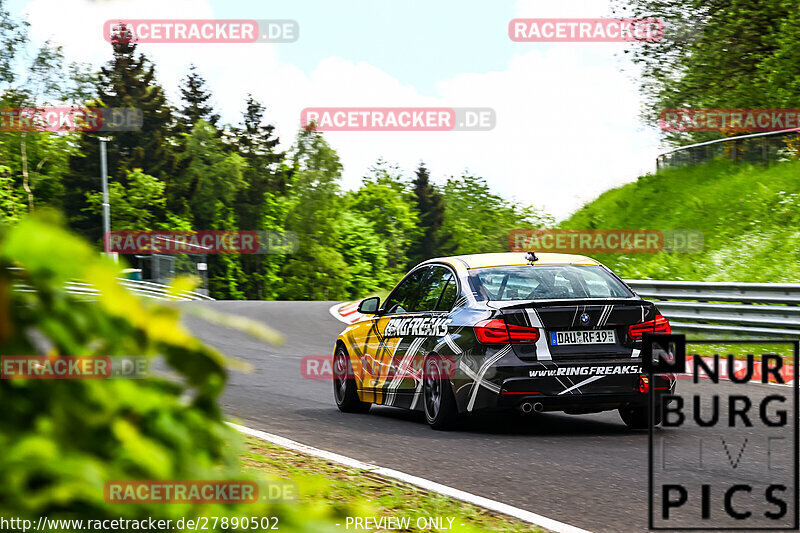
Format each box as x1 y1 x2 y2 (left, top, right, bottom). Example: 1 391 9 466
333 346 371 413
423 356 459 430
619 403 662 429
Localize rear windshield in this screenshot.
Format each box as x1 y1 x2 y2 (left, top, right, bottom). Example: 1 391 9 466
469 265 634 301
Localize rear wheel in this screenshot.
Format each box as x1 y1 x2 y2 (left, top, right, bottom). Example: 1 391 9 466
619 403 662 429
333 346 371 413
423 356 459 430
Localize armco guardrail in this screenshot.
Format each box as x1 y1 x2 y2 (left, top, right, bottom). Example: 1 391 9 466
656 127 800 170
14 278 213 302
625 279 800 337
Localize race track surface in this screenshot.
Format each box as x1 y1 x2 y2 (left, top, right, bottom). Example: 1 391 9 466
180 301 796 533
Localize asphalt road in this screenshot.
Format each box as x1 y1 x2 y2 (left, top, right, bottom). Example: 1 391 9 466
181 301 798 533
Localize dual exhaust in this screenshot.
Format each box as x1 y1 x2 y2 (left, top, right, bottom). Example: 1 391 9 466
519 402 544 414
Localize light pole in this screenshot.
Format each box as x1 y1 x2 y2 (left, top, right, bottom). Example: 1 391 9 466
99 137 111 255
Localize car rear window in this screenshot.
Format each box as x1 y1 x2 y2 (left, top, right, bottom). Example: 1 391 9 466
469 265 633 301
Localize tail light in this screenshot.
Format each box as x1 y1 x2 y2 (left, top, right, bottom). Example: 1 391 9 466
628 314 671 339
638 374 649 393
475 319 540 344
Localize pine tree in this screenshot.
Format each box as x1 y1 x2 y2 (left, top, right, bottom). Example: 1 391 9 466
63 33 175 238
237 95 284 192
231 95 286 299
178 64 219 130
408 162 451 265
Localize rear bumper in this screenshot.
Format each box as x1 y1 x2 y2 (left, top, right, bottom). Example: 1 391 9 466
453 359 676 414
496 389 675 413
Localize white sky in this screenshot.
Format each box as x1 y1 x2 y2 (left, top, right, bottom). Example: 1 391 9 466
17 0 664 220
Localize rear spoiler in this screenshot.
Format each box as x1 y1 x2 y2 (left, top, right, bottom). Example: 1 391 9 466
486 297 644 310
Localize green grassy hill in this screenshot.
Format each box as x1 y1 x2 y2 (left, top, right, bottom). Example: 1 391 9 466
560 160 800 282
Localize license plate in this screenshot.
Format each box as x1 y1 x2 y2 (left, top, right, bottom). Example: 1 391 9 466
550 330 616 345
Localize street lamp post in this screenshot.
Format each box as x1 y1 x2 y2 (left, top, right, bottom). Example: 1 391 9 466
99 137 111 255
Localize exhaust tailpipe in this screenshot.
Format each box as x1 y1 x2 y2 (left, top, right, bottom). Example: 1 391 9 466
533 402 544 413
520 402 533 414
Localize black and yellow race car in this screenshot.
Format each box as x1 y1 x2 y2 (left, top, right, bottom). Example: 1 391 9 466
332 252 675 430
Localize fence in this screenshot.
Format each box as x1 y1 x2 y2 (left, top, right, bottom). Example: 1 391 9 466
656 127 800 170
625 279 800 337
13 277 214 302
12 272 800 336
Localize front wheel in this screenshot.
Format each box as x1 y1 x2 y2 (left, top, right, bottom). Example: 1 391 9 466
423 356 459 430
333 347 371 413
619 403 662 429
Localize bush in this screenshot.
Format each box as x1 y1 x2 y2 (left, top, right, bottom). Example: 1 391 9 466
562 160 800 282
0 214 348 531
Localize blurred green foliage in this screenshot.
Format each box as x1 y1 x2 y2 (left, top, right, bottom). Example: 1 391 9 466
616 0 800 145
0 214 356 531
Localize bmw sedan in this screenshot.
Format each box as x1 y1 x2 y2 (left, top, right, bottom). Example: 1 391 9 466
332 252 675 430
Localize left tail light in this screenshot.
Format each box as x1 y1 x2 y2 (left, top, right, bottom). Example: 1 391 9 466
628 314 671 339
475 318 540 344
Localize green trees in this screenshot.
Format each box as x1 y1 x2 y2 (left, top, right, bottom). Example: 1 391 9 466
441 174 552 255
179 121 246 228
85 170 165 231
178 64 220 130
346 160 420 273
0 6 552 300
335 211 390 297
619 0 800 143
176 121 248 298
280 128 349 300
408 163 451 265
0 0 27 88
0 165 23 222
0 1 78 220
63 38 175 239
231 96 287 299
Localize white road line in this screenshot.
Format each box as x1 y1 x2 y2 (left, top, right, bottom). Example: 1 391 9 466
231 423 592 533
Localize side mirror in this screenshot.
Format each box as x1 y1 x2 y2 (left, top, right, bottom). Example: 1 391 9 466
357 296 381 315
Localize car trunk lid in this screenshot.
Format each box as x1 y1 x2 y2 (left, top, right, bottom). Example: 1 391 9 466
491 298 659 360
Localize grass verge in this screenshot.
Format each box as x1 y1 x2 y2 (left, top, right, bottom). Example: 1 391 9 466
682 338 796 362
561 159 800 282
242 436 544 533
